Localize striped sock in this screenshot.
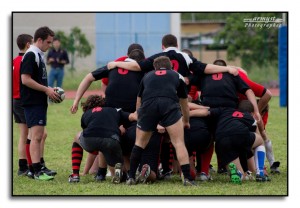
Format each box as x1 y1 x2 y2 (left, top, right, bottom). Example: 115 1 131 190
72 142 83 175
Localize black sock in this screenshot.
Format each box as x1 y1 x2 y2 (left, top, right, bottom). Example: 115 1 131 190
195 152 201 173
181 164 192 181
129 145 144 179
40 157 45 166
19 159 28 171
96 167 107 177
32 162 42 174
161 142 171 173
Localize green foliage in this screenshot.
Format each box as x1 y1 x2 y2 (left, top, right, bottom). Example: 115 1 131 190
214 13 282 69
12 98 287 196
55 27 93 73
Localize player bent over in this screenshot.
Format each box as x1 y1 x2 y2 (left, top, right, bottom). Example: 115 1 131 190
68 95 136 183
126 56 196 186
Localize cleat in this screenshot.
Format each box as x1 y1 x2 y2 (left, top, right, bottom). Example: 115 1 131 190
17 169 29 176
112 163 122 184
256 174 271 182
94 174 106 182
26 171 34 179
270 161 280 174
183 178 197 186
158 169 173 180
126 178 136 185
137 164 151 183
228 163 241 184
41 166 57 176
68 174 80 183
244 170 255 181
34 171 54 181
217 167 228 174
196 172 213 182
209 164 216 173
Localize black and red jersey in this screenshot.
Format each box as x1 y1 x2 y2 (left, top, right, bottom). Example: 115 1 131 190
91 60 144 112
81 107 130 138
13 53 24 99
210 107 257 137
198 72 250 108
138 69 188 103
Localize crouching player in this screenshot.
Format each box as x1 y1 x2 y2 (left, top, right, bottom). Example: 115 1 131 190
200 100 270 184
68 95 136 183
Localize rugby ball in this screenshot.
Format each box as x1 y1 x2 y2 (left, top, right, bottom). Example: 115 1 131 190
49 87 65 103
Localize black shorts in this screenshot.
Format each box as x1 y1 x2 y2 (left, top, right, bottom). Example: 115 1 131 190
215 132 255 167
24 105 47 128
79 133 123 167
13 99 26 124
137 97 182 132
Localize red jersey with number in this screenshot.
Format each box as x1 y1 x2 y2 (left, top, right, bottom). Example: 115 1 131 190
13 53 24 99
102 56 128 86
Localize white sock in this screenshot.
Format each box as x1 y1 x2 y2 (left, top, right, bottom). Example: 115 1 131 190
265 140 275 166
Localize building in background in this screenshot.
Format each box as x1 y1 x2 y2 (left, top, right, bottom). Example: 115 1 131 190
13 12 180 70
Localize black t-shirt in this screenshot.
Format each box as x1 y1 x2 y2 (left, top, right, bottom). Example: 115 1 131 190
198 72 250 108
210 107 257 137
138 48 192 77
138 69 188 103
91 65 144 112
20 51 48 106
81 107 130 138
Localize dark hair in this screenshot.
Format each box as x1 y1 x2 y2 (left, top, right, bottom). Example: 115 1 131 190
81 95 105 112
153 56 172 70
213 59 227 66
128 49 145 62
16 34 33 50
162 34 178 48
238 100 254 113
127 43 144 55
34 26 55 42
53 37 60 42
182 48 193 57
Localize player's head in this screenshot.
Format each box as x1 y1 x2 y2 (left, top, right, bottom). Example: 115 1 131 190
153 56 172 70
162 34 178 49
238 100 254 113
127 43 144 55
182 48 194 57
34 26 55 52
128 49 145 62
81 95 105 112
16 34 33 51
213 59 227 66
52 37 61 50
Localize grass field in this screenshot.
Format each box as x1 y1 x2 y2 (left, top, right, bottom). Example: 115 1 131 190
12 97 287 196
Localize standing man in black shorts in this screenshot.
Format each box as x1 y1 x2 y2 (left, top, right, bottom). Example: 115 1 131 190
20 26 60 181
126 56 195 186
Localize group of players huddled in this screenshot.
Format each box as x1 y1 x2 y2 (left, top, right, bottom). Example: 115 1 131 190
13 27 280 186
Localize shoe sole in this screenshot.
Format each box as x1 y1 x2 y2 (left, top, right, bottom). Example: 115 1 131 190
139 164 151 183
112 163 122 184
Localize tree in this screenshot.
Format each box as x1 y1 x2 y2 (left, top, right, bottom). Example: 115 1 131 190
55 27 93 74
213 13 281 69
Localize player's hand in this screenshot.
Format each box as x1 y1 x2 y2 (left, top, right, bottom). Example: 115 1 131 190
70 101 79 114
157 124 166 134
46 87 61 102
228 66 239 76
107 61 117 70
129 111 138 121
184 77 190 85
253 111 261 123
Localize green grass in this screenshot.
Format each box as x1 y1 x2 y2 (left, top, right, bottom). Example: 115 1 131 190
12 97 287 196
247 64 278 87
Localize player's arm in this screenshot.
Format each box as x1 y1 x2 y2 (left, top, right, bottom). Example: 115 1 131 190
245 89 261 122
107 61 141 71
258 89 272 114
136 96 142 111
70 73 96 114
204 64 238 76
189 108 210 117
188 102 209 110
21 74 60 102
179 98 190 129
